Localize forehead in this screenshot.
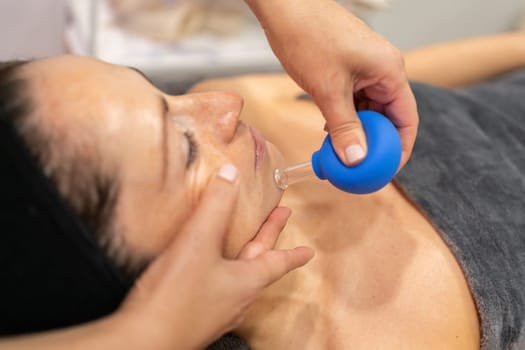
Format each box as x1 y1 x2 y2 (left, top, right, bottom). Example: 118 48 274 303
24 56 164 136
23 56 173 178
27 56 153 114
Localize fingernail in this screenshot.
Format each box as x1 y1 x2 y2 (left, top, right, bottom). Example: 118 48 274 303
218 163 238 183
345 144 366 164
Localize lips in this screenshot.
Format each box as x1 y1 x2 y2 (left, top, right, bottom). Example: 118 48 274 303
250 126 266 172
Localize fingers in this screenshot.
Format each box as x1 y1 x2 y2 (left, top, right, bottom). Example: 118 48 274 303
315 90 368 166
245 247 315 289
384 84 419 170
236 208 314 290
317 81 418 171
237 207 292 260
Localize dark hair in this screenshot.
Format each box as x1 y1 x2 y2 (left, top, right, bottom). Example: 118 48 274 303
0 60 245 348
0 61 146 279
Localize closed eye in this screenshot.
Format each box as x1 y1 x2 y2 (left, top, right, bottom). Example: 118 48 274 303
184 130 198 168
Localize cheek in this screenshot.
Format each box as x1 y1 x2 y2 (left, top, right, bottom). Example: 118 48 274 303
184 148 227 202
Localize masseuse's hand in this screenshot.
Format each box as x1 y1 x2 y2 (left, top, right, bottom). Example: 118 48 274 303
120 164 314 350
245 0 418 169
0 165 311 350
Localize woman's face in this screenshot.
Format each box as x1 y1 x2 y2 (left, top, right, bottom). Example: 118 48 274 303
25 55 285 259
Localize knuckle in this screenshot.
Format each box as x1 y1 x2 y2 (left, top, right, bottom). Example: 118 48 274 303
243 242 265 259
384 43 405 69
329 120 363 136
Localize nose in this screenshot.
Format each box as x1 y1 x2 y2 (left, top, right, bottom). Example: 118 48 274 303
170 91 244 143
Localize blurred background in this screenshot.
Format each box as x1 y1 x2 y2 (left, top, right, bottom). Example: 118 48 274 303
1 0 523 92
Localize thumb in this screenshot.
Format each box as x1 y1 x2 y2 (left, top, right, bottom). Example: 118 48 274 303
185 163 240 253
316 92 368 166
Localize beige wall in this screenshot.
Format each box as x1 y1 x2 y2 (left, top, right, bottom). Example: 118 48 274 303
0 0 66 60
365 0 525 50
0 0 523 60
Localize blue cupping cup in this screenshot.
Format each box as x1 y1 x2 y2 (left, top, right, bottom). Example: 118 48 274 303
311 110 402 194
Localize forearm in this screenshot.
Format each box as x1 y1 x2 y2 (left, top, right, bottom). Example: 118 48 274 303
0 316 123 350
244 0 311 40
0 314 195 350
244 0 298 21
404 31 525 88
244 0 360 44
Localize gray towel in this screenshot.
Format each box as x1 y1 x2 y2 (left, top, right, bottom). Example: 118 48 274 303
397 71 525 349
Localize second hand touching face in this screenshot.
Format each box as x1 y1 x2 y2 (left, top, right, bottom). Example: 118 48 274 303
27 55 286 260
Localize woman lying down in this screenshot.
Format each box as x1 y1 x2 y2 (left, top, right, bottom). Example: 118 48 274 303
1 31 525 349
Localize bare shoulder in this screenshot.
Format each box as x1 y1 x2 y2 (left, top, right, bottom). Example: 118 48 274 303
188 73 303 100
240 182 481 350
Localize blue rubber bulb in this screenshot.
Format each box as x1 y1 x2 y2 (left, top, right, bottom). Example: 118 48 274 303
311 110 401 194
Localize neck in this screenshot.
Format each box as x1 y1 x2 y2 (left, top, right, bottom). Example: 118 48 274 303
235 181 412 349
